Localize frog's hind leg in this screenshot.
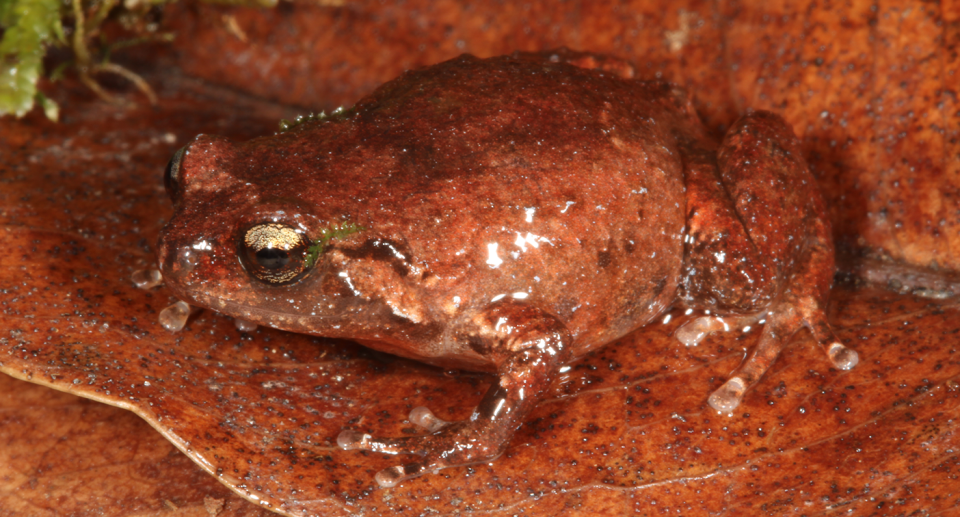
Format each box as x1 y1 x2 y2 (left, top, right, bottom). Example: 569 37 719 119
680 111 858 411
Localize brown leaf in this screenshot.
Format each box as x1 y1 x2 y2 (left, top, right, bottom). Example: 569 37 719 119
0 373 270 517
4 69 960 516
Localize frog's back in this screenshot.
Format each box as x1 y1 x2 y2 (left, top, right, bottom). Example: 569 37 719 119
244 52 691 354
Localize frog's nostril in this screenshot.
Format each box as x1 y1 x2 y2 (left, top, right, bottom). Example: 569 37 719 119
164 146 186 201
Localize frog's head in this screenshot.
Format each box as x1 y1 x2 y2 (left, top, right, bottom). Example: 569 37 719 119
155 132 424 339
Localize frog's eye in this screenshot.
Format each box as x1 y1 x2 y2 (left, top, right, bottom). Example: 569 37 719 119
239 223 312 285
164 146 186 201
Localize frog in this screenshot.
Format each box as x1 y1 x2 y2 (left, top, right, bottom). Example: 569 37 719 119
156 49 859 488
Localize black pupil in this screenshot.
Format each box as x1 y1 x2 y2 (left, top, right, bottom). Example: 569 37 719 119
255 247 291 269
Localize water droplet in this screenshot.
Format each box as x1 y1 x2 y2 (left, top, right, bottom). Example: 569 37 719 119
131 269 162 289
159 300 193 332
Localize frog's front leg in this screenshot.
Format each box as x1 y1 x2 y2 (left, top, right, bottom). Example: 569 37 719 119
337 300 571 487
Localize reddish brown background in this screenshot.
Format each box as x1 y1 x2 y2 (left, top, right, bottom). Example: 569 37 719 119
2 1 960 516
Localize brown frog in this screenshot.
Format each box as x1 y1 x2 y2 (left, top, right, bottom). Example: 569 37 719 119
156 49 858 488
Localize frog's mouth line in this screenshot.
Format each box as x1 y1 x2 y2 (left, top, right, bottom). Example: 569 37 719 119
200 294 338 322
182 289 394 340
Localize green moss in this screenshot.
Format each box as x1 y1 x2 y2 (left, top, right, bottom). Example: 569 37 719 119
0 0 63 119
304 221 365 268
0 0 275 120
279 105 354 133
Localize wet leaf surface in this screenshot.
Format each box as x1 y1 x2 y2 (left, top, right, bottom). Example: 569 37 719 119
0 373 273 517
3 4 960 515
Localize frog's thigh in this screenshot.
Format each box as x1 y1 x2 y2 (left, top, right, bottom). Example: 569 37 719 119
716 111 820 278
713 111 840 317
338 300 572 487
683 111 816 312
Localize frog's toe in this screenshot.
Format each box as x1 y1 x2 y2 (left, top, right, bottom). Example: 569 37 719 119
336 429 424 455
338 418 509 486
375 463 426 488
408 406 450 432
337 407 450 455
801 303 859 370
337 429 372 450
707 300 858 412
707 376 747 412
707 308 798 412
676 315 726 346
827 342 859 370
676 312 767 347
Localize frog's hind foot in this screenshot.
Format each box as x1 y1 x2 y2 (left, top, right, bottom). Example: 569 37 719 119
702 302 858 413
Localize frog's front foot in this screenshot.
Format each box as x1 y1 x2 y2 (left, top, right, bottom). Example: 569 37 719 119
338 402 510 487
339 300 572 487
